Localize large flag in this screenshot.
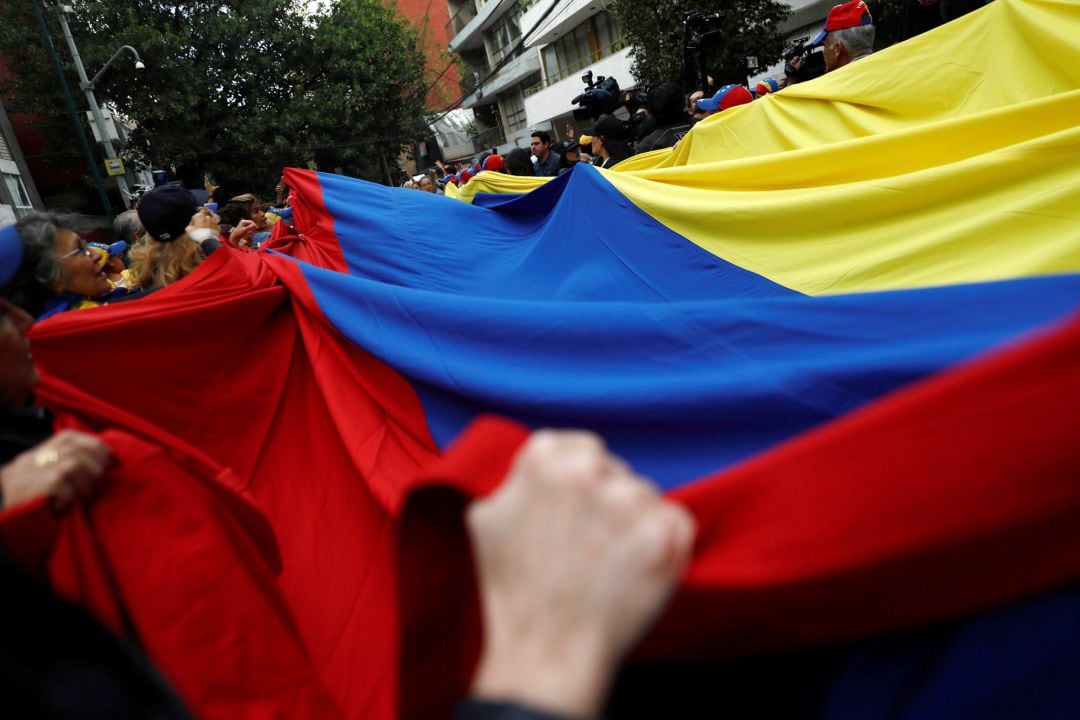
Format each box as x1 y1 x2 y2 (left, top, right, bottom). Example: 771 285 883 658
8 0 1080 717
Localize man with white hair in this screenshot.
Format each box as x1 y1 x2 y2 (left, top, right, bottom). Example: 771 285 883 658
113 209 144 246
812 0 876 72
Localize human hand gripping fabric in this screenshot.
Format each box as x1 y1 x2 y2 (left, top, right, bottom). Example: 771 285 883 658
466 431 695 719
185 209 222 246
0 429 112 512
229 219 258 248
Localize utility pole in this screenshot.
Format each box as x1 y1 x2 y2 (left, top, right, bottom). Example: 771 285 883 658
51 4 142 209
30 0 112 217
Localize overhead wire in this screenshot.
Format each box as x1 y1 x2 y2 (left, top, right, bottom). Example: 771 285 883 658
428 0 567 123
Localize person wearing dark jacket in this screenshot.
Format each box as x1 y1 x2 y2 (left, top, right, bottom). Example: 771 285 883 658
585 116 634 169
634 82 693 154
552 139 581 176
530 131 561 177
0 223 194 719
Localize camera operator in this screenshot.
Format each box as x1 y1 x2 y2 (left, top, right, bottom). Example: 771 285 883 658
634 82 694 154
551 139 581 176
784 39 826 86
584 116 635 169
811 0 876 73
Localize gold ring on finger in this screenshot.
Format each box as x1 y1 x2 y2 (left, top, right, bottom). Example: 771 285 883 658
34 448 60 468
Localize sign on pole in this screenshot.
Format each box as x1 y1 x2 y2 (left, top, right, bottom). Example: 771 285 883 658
85 110 121 143
104 157 125 176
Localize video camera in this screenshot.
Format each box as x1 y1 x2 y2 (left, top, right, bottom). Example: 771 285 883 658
571 70 622 121
783 36 826 83
684 11 724 51
683 11 725 92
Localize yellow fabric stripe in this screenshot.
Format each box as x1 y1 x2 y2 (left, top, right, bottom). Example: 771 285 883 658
455 171 547 204
605 0 1080 294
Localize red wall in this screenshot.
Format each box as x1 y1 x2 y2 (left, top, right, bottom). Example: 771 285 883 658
393 0 462 111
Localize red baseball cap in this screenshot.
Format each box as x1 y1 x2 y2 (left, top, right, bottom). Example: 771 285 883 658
696 84 754 113
811 0 873 45
754 77 781 96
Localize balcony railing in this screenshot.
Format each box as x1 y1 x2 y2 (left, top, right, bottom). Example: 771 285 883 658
445 2 478 35
469 125 506 153
457 60 492 99
523 37 627 98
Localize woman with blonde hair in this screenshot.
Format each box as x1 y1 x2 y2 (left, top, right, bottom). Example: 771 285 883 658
128 186 255 291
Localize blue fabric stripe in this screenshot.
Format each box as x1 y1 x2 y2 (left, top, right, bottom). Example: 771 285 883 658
821 581 1080 720
610 583 1080 719
469 191 525 208
306 171 1080 488
308 168 1080 719
297 268 1080 488
316 168 794 302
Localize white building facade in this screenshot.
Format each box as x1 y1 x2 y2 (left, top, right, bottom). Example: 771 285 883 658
0 99 42 224
445 0 542 158
439 0 840 161
521 0 633 145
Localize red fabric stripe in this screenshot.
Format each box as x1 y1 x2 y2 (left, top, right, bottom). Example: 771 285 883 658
69 429 342 718
652 311 1080 657
277 168 347 272
17 180 1080 718
395 312 1080 718
29 245 437 719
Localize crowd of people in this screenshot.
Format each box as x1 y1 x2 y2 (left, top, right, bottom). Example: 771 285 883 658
0 212 693 719
396 0 890 198
0 1 1012 719
406 80 761 188
0 2 891 324
0 177 295 322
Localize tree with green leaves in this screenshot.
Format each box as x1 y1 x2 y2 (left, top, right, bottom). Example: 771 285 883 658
0 0 430 202
614 0 791 91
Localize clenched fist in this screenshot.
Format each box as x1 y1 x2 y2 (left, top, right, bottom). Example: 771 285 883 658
467 430 695 718
1 430 112 513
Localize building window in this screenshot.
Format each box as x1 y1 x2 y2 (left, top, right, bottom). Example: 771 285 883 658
540 12 624 87
473 103 507 149
2 174 33 217
487 5 523 66
499 72 540 132
0 133 13 162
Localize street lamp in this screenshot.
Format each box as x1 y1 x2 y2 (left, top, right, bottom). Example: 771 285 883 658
51 5 144 208
89 45 145 87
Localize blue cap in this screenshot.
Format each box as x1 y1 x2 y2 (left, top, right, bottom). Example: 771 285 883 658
89 240 128 256
696 84 754 113
0 224 23 288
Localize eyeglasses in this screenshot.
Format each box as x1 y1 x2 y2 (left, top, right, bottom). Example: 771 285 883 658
58 238 91 260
